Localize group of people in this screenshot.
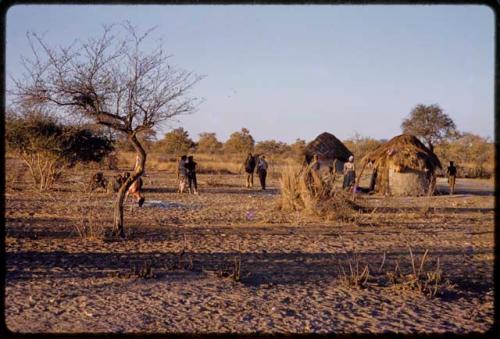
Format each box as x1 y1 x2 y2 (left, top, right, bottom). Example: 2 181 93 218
98 153 458 209
177 155 198 194
320 155 458 195
309 153 357 192
244 153 269 190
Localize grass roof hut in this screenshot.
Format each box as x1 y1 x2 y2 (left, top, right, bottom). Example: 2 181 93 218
304 132 353 173
357 134 442 196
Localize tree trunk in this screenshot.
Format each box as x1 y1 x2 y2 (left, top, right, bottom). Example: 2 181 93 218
112 132 147 237
427 140 434 153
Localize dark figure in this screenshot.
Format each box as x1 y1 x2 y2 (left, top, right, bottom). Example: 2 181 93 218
343 155 356 191
244 153 257 188
89 172 108 192
447 161 457 195
257 155 268 190
177 155 188 193
112 173 127 192
185 155 198 195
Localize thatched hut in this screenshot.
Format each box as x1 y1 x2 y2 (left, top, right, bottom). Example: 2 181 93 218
304 132 353 173
357 134 441 196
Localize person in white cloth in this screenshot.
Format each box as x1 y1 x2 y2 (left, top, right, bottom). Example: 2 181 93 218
343 155 356 192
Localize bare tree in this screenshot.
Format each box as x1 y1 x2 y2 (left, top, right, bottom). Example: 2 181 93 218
11 22 203 237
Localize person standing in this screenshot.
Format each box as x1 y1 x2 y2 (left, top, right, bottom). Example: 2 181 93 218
343 155 356 191
257 155 268 190
186 155 198 195
447 161 457 195
244 153 257 188
177 155 188 193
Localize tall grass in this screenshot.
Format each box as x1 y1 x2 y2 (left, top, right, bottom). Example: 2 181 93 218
117 151 247 174
278 164 360 221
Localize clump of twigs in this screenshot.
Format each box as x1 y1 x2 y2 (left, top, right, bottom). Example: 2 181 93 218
215 238 248 282
385 247 452 298
216 256 242 282
338 259 370 289
73 188 107 240
133 260 155 279
121 260 156 279
165 234 194 271
337 236 370 288
278 164 361 221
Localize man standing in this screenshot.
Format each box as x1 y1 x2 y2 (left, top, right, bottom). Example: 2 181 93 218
177 155 188 193
257 155 268 190
186 155 198 195
447 161 457 195
244 153 257 188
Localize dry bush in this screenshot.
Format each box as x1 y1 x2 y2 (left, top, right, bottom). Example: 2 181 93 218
215 256 243 282
385 247 453 298
278 164 360 221
72 189 108 240
336 236 370 289
131 260 156 279
337 258 370 289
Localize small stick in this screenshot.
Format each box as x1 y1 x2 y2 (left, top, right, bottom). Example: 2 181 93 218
378 251 386 273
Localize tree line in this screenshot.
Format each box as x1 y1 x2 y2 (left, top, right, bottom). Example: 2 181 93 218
6 22 492 237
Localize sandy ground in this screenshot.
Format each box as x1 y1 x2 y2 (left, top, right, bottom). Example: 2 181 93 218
4 163 495 334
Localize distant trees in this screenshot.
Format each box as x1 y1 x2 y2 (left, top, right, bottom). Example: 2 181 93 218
156 127 195 155
289 138 307 158
196 132 223 154
343 133 383 163
254 140 291 156
6 109 114 191
434 132 493 178
224 128 255 154
401 104 458 152
10 23 202 236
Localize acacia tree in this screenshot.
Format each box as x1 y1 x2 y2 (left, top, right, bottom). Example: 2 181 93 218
11 23 202 237
401 104 457 152
197 132 222 154
157 127 195 155
224 128 255 154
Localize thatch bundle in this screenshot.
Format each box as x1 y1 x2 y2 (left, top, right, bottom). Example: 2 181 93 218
358 134 442 196
278 164 360 221
305 132 353 164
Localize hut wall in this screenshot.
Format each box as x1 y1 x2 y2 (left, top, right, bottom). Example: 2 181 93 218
316 158 345 173
388 166 429 196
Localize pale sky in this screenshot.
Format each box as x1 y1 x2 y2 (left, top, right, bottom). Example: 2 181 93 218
5 5 495 143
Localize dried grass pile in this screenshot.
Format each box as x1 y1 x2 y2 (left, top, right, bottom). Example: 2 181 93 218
278 164 361 221
359 134 442 196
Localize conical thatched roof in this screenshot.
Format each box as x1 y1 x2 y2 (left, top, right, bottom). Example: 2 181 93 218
358 134 442 196
305 132 353 162
361 134 441 172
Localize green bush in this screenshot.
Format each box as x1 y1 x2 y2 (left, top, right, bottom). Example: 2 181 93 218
6 112 114 190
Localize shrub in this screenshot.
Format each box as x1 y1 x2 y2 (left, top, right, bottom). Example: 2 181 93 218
6 112 114 191
154 127 195 155
223 128 254 154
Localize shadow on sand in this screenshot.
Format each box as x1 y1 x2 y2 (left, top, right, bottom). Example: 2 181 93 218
6 248 492 298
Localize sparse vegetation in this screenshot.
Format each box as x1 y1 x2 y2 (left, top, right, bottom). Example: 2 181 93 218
6 111 114 191
278 164 360 221
385 248 453 298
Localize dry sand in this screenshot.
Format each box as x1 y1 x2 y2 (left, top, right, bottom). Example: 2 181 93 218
4 165 495 334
